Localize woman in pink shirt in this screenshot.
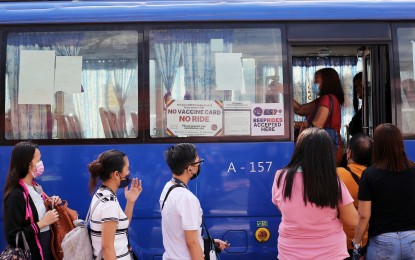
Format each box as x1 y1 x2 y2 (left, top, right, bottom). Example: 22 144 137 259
272 128 358 259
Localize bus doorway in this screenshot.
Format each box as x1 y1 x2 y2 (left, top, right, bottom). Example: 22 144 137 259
291 45 391 146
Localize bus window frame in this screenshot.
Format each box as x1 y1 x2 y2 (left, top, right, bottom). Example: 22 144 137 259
143 22 290 144
0 24 144 146
392 22 415 140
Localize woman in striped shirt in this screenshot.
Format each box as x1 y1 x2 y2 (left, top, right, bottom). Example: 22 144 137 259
88 149 143 260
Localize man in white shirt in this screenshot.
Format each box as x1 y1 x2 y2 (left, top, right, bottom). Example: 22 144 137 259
159 143 205 260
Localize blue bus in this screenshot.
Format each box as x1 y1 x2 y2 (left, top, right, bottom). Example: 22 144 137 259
0 1 415 259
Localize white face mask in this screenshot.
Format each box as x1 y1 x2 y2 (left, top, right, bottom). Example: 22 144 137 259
31 161 44 178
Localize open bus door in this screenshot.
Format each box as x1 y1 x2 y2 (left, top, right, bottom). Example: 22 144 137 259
361 46 391 136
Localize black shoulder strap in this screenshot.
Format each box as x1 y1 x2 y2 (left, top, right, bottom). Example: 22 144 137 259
345 166 360 185
161 184 181 210
327 94 334 128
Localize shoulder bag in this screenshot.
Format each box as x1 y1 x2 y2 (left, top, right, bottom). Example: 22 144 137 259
0 231 32 260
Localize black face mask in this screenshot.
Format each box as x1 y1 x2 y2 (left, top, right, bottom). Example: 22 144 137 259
190 165 201 180
119 174 132 189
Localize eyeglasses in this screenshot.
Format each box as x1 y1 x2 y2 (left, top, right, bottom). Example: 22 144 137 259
189 159 204 166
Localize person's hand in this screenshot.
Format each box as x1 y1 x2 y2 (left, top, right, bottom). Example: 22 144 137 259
125 178 142 203
42 209 59 225
214 239 230 250
294 121 308 129
48 195 62 207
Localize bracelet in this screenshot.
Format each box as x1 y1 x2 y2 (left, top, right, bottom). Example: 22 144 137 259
352 239 362 250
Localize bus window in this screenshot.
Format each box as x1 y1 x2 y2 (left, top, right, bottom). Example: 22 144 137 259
5 30 139 140
397 28 415 136
149 28 285 138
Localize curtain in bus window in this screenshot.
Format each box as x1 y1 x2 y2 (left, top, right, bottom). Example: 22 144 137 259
7 33 50 139
181 29 233 100
6 32 84 139
292 57 359 140
74 60 109 138
150 30 182 95
110 59 137 137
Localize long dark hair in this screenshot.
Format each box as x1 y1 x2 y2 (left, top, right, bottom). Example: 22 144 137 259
317 68 345 105
353 72 362 113
372 123 415 172
277 128 342 208
88 149 126 194
3 142 38 205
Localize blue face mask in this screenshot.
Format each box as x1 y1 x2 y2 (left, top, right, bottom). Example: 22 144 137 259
119 174 132 189
311 83 320 95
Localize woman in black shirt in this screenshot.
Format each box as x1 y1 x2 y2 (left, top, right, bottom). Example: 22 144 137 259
353 124 415 259
3 142 60 260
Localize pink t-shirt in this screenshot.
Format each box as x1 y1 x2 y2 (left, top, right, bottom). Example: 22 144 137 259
272 169 353 260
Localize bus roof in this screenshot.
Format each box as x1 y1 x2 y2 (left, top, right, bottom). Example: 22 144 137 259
0 1 414 24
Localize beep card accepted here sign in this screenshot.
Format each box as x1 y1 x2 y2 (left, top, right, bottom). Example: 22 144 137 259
251 103 284 136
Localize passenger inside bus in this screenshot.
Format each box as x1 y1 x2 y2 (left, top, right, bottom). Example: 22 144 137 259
348 72 363 137
293 68 344 165
265 79 283 103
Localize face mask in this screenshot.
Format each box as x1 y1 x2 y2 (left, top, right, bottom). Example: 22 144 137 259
311 83 320 95
31 161 44 178
119 174 132 189
190 165 201 180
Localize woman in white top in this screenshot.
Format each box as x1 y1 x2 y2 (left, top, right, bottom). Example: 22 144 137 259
88 149 143 260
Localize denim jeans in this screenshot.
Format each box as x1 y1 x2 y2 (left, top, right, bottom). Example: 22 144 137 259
366 231 415 260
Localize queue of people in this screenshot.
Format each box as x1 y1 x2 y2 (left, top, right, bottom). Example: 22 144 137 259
273 124 415 259
1 142 229 260
2 66 414 260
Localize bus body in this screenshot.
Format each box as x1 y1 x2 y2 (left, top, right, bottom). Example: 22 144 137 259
0 1 414 259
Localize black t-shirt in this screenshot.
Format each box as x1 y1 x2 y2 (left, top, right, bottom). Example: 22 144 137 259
358 166 415 237
348 108 362 136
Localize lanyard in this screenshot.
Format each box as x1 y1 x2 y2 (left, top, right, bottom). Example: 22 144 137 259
172 178 188 189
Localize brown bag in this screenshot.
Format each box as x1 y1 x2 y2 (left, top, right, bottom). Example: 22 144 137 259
44 196 78 260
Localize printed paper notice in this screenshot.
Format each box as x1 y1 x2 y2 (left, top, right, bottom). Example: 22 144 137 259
224 110 250 135
18 50 55 104
215 53 243 91
55 56 83 93
166 100 223 136
251 103 284 136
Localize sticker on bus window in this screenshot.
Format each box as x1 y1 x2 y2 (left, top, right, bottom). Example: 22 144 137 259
166 100 223 137
251 103 284 136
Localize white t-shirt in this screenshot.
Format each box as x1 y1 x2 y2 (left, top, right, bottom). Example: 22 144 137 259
89 187 132 260
159 181 204 260
24 183 49 232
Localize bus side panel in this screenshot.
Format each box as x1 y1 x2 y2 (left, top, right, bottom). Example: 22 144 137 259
0 142 293 259
405 140 415 161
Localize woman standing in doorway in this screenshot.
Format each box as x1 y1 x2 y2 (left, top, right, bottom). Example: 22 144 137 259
293 68 345 165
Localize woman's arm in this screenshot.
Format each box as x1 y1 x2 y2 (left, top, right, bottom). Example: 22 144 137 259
311 106 330 128
124 179 142 223
5 191 56 245
101 221 117 260
338 202 358 227
354 200 371 245
293 99 316 116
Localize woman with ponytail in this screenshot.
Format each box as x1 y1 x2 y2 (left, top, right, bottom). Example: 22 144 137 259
3 142 60 260
88 149 143 260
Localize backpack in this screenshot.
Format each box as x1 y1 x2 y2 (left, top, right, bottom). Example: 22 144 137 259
61 195 111 260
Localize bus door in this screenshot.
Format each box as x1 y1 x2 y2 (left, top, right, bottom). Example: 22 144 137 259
362 45 391 136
